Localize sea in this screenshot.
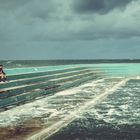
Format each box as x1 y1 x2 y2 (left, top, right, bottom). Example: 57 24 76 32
1 59 140 68
0 60 140 140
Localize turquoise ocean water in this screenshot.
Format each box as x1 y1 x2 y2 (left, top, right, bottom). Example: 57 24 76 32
2 60 140 77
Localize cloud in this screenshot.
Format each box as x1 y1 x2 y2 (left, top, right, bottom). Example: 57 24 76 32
0 0 30 11
0 0 140 59
73 0 135 14
0 0 60 41
0 0 140 43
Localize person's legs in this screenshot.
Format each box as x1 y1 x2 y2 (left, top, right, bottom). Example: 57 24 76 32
0 73 6 82
0 74 2 82
3 74 6 81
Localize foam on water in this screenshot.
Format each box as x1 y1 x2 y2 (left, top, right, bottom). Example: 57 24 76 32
79 79 140 126
0 79 105 127
42 78 139 140
28 78 128 140
0 74 139 140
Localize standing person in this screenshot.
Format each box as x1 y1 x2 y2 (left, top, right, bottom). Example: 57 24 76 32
0 65 6 82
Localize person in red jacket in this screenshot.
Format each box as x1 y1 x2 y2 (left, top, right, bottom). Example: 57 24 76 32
0 65 6 82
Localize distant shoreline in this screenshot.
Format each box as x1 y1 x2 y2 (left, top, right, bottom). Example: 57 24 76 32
1 59 140 68
1 59 140 62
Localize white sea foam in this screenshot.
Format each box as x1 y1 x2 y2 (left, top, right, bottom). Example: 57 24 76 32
0 79 104 127
1 77 138 140
28 78 128 140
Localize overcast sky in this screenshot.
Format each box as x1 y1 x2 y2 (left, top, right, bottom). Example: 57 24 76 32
0 0 140 59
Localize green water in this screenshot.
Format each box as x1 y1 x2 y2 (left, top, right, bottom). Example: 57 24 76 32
91 63 140 77
4 63 140 77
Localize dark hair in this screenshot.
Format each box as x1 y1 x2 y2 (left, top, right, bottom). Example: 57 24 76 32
0 65 3 66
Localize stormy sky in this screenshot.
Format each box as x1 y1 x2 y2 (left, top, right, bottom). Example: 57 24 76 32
0 0 140 59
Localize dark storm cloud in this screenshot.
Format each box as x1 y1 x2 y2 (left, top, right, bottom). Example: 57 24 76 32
0 0 140 42
73 0 134 14
0 0 140 59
